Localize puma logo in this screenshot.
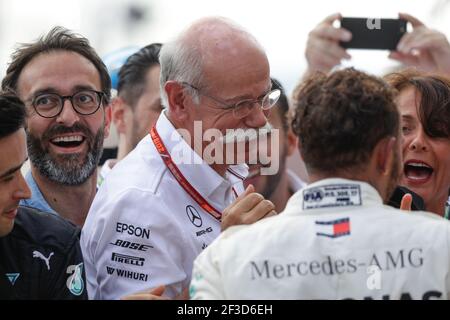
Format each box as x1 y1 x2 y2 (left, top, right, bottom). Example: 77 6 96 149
32 250 54 270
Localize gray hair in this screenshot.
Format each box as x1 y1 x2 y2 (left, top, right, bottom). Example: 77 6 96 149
159 36 203 108
159 17 263 109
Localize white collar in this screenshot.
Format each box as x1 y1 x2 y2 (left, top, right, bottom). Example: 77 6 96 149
155 112 248 203
287 169 307 193
283 178 383 216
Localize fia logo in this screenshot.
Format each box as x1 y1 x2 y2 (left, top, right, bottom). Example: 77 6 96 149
366 18 381 30
186 205 202 227
303 188 324 202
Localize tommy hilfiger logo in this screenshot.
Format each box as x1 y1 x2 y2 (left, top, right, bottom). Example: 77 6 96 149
315 218 351 238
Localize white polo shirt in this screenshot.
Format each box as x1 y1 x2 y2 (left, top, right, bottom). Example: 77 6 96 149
81 112 246 299
190 178 450 300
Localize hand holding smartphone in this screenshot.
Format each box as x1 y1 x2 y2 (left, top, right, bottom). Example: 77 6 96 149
340 17 407 50
388 186 425 211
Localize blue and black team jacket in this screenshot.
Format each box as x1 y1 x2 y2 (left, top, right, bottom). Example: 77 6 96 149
0 206 87 300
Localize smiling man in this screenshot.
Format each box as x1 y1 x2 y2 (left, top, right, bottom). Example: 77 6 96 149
1 27 111 227
82 17 278 299
0 94 87 299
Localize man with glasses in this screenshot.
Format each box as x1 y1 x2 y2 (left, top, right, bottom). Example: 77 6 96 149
81 17 280 299
1 27 111 227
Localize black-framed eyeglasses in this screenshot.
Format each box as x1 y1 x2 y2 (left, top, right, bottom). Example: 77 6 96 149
181 82 281 119
31 89 106 118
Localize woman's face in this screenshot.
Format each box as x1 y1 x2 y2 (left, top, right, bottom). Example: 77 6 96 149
398 87 450 215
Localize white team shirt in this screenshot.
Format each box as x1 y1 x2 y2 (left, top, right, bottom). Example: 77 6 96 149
190 178 450 300
81 112 246 299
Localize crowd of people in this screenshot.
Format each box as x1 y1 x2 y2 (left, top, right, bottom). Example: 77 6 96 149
0 12 449 300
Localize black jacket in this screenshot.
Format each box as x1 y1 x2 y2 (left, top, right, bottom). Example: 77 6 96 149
0 206 87 299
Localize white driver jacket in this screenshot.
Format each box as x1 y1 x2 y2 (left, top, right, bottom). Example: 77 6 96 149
81 112 246 299
190 178 450 300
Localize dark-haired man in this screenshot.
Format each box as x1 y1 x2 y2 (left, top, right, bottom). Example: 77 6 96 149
99 43 162 183
1 27 111 227
0 94 87 299
191 68 450 300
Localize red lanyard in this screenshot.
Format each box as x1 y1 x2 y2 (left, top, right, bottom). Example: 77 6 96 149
150 126 223 221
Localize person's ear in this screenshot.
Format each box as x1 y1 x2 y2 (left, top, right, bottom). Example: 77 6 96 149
286 128 299 157
164 81 189 121
376 136 397 175
102 101 112 139
111 97 128 135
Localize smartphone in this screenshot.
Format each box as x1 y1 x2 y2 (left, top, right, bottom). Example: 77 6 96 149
340 17 407 50
387 186 425 211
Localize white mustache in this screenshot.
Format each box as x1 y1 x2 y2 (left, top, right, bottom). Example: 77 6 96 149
220 122 272 144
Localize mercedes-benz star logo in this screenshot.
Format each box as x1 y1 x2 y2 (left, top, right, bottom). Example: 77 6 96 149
186 205 202 228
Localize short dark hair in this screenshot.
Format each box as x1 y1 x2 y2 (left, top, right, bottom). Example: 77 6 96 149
384 69 450 138
292 68 399 174
271 78 289 132
2 26 111 104
117 43 162 108
0 93 26 139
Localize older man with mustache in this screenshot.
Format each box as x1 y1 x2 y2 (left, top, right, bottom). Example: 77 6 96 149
82 16 280 299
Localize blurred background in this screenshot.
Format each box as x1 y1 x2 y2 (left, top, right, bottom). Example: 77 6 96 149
4 0 450 179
